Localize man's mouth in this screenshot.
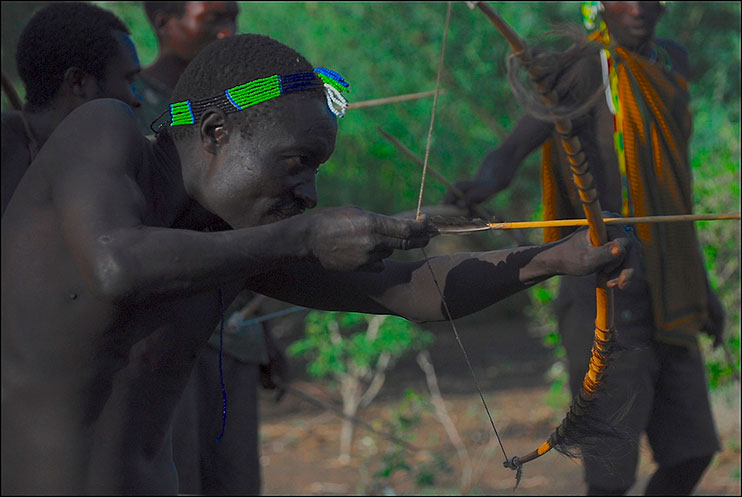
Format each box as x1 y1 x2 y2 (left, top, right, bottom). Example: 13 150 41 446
270 204 305 221
627 22 650 36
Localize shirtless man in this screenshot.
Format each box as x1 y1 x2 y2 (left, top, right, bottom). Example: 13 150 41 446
1 33 635 495
1 1 141 214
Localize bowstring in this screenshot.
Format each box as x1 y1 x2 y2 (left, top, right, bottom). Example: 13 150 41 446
415 2 451 220
415 1 511 465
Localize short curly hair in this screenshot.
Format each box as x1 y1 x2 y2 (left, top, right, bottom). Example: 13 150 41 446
167 33 326 142
16 2 130 108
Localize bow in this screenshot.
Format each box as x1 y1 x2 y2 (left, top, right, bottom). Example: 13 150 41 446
469 1 618 471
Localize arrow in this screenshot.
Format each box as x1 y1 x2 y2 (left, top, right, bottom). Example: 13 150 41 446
432 213 742 234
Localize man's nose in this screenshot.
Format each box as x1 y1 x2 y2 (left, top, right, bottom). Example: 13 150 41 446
129 85 142 109
294 181 318 210
626 2 642 16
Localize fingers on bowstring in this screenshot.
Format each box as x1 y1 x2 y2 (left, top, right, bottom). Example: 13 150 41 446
379 215 437 250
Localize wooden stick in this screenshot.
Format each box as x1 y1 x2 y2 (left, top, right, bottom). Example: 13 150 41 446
347 89 447 110
377 126 530 246
436 213 741 234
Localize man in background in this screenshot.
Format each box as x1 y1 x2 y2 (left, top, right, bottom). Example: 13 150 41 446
134 1 238 134
1 1 141 214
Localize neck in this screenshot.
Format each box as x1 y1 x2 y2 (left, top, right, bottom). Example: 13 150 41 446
153 132 226 231
603 26 655 58
625 37 655 58
142 52 191 92
22 101 78 148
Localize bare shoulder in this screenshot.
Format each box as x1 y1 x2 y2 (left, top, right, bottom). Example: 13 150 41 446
44 99 146 175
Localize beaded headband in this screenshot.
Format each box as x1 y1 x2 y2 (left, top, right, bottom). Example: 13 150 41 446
169 67 350 126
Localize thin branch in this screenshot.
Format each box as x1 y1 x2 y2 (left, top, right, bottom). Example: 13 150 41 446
417 349 473 493
347 89 448 110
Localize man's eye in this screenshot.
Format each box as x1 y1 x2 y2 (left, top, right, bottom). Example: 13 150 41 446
298 156 316 167
285 155 319 172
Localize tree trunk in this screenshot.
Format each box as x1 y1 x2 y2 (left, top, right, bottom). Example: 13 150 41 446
338 375 361 463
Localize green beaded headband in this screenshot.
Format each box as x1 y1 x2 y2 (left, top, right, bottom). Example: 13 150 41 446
169 67 350 127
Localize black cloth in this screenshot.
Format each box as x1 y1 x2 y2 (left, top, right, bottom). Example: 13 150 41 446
555 274 720 490
172 346 261 495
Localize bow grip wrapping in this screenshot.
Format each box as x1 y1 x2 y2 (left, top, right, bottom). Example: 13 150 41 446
474 1 616 466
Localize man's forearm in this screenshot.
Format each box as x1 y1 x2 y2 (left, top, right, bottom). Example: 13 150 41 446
476 115 552 196
399 243 561 322
251 241 566 324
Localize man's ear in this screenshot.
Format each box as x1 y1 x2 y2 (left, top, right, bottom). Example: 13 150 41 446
199 108 232 156
63 67 96 101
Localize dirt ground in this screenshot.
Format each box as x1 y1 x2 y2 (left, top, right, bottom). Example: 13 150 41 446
258 307 741 496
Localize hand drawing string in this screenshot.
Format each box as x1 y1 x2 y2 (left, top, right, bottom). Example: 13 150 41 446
216 287 228 442
416 1 512 470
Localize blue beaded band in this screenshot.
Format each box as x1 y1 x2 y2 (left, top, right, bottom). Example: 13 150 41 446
169 67 350 126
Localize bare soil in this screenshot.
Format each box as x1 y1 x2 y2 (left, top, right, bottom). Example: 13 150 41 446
258 306 741 496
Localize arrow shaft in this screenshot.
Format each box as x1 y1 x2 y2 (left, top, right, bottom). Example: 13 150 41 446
489 213 742 230
434 213 741 234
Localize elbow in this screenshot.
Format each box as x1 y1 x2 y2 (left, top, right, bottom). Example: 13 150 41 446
88 246 137 304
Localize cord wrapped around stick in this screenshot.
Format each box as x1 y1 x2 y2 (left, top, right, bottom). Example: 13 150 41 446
471 0 624 473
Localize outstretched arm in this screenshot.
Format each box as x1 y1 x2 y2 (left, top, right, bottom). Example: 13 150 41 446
248 223 636 323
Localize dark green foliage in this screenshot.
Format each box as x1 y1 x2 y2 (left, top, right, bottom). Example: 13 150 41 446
287 311 432 381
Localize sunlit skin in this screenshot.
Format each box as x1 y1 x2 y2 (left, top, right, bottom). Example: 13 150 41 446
1 30 141 215
1 75 636 494
142 1 239 92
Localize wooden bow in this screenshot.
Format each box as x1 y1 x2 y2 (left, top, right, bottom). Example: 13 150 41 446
470 1 618 471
